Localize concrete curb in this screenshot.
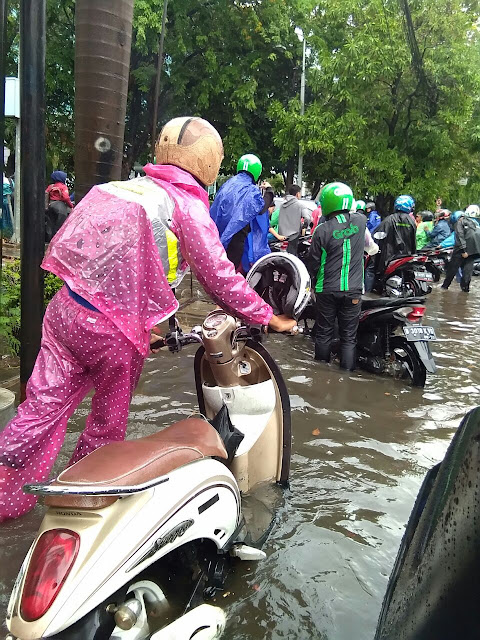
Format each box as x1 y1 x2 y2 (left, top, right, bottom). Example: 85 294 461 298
0 388 15 430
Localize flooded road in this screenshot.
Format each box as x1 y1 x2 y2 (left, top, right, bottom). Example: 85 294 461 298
1 283 480 639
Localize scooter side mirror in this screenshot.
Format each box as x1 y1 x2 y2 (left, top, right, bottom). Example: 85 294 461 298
374 231 387 240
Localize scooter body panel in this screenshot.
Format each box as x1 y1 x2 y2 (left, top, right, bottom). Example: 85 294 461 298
8 460 239 639
8 310 291 640
195 340 291 492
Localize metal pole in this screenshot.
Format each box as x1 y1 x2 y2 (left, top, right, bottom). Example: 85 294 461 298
12 117 20 242
20 0 46 400
12 46 21 244
0 0 7 284
151 0 168 161
297 37 306 195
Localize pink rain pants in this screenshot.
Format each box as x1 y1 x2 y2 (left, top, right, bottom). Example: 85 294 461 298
0 286 144 521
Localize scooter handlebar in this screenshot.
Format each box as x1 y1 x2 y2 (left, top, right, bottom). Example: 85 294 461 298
150 331 203 353
151 322 302 353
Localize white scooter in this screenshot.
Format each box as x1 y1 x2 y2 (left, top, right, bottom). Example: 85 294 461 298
6 310 293 640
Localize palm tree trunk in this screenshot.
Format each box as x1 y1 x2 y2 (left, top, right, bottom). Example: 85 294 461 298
75 0 134 202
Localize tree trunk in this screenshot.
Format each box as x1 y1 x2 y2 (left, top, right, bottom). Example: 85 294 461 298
375 193 395 218
285 157 295 190
311 179 322 201
75 0 134 202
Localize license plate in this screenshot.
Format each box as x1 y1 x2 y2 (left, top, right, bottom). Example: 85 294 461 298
432 259 444 265
414 270 433 281
403 325 436 341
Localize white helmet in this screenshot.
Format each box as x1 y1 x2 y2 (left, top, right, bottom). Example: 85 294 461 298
465 204 480 218
246 253 311 320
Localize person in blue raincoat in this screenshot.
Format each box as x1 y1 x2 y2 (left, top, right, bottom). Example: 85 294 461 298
424 210 451 248
210 154 265 269
241 187 273 273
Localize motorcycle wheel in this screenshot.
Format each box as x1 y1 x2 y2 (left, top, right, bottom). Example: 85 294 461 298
404 279 421 296
389 336 426 387
47 579 171 640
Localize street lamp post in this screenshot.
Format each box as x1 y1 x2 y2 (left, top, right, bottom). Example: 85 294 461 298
151 0 168 161
297 37 306 194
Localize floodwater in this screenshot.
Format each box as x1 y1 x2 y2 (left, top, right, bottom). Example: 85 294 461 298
1 283 480 639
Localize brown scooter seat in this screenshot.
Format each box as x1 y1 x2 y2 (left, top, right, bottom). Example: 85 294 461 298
44 418 227 510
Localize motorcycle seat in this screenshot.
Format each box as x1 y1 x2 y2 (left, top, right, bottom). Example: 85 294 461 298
44 418 228 510
361 295 426 310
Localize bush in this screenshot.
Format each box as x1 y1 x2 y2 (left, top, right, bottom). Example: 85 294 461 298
0 260 63 356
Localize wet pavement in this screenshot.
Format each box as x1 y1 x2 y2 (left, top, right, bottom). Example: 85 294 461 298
1 281 480 639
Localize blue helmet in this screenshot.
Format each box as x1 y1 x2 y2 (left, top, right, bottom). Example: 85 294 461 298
450 210 464 224
394 195 415 213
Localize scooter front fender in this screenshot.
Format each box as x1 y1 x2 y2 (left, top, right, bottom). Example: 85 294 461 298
413 340 436 373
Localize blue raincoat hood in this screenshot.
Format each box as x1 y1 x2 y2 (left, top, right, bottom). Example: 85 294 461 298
210 172 265 249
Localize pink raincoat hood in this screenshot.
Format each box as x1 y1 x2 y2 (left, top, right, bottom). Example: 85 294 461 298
143 163 210 208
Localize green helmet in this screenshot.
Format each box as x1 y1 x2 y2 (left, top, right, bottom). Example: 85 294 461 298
320 182 354 217
355 199 366 212
237 154 262 182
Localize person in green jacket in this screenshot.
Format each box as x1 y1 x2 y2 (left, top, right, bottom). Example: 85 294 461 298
416 212 434 250
267 204 286 242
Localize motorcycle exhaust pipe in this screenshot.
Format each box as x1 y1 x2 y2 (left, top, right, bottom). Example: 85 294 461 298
150 603 226 640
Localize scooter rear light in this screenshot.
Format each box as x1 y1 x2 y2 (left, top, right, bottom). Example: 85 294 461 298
20 529 80 621
407 306 426 321
393 306 413 318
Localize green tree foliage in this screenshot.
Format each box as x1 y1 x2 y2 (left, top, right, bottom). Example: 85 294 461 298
0 261 62 355
124 0 304 179
4 0 480 208
271 0 480 210
5 0 75 176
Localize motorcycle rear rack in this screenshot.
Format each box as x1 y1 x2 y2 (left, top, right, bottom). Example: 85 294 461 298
23 476 169 497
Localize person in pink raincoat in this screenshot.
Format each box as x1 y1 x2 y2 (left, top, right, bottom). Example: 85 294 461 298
0 117 295 522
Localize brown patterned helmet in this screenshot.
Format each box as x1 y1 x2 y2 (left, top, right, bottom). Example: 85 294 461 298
155 117 224 186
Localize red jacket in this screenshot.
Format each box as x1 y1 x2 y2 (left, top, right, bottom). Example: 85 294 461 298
46 182 73 208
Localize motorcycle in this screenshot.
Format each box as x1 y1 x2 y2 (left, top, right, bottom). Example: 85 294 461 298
370 254 434 298
473 257 480 276
300 295 436 387
5 310 293 640
296 234 312 263
268 238 288 252
418 247 453 281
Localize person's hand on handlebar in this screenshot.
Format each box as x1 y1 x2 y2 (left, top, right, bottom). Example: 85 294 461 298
150 326 164 353
268 314 297 333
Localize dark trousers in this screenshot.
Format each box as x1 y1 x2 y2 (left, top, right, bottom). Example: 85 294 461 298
314 292 362 371
443 250 478 291
364 258 376 292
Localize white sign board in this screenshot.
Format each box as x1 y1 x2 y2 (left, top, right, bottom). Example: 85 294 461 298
5 77 20 119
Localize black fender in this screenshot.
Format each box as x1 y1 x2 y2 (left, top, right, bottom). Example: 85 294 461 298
412 340 436 373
